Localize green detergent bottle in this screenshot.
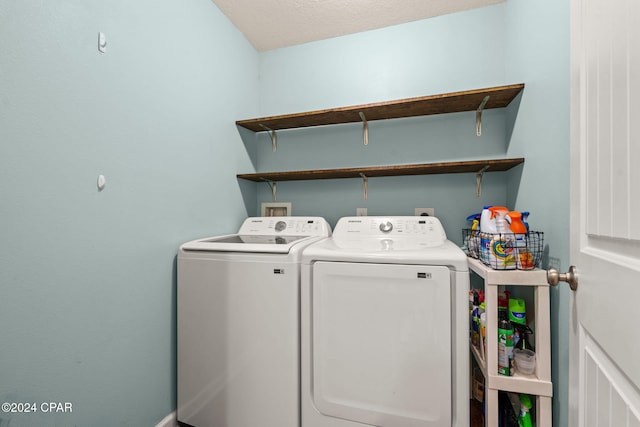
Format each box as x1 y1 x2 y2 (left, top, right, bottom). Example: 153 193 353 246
518 394 533 427
509 298 527 325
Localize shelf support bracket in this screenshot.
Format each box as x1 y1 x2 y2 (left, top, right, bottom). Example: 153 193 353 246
359 112 369 145
475 165 490 198
360 173 368 200
476 96 490 137
260 124 278 152
262 179 277 201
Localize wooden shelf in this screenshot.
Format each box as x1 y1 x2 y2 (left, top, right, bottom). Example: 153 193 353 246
237 158 524 182
236 84 525 188
467 257 548 286
471 338 552 397
236 84 524 132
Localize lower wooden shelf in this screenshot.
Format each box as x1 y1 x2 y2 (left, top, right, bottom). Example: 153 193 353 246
470 342 553 397
237 157 524 182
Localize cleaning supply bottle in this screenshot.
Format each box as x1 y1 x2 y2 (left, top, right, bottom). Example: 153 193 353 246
507 211 531 268
521 211 530 231
509 298 527 326
498 318 514 376
466 212 481 230
490 206 509 233
507 211 528 234
479 206 496 264
480 206 497 233
467 218 480 256
471 291 480 345
483 206 515 269
472 306 480 347
498 290 511 322
480 312 487 355
518 394 533 427
514 323 535 351
488 233 517 269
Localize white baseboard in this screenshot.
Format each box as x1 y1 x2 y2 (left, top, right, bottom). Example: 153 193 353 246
155 411 177 427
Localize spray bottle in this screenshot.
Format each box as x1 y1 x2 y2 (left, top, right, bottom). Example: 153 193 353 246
466 213 481 231
518 394 533 427
507 211 531 268
466 215 480 256
514 323 535 352
509 297 535 351
498 317 514 376
490 206 509 233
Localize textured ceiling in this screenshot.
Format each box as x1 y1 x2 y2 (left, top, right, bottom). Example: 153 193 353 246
211 0 504 51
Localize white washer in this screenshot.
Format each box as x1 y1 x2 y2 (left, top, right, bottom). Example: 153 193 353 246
177 216 332 427
301 216 469 427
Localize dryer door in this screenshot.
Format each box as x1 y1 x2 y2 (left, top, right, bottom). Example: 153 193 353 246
310 261 452 427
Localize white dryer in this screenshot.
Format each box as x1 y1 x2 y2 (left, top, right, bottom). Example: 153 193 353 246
301 216 469 427
177 216 331 427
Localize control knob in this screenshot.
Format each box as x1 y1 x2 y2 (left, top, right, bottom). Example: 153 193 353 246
379 221 393 233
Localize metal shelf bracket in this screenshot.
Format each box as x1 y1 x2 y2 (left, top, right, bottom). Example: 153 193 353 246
360 173 368 200
475 165 490 197
476 96 490 137
260 124 278 152
262 179 277 201
359 112 369 145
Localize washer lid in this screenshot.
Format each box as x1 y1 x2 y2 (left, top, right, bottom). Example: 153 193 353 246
181 234 312 253
180 216 332 254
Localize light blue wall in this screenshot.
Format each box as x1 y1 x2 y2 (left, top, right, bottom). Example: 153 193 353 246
250 109 513 236
0 0 258 425
250 5 513 240
258 5 506 114
250 1 570 425
504 1 570 426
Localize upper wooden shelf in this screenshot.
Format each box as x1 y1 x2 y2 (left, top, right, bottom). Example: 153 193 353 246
237 158 524 182
236 84 525 132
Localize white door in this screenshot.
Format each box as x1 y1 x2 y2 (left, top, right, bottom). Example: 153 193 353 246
570 0 640 425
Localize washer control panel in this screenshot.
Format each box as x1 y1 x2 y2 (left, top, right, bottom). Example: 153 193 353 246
334 216 447 242
238 217 332 236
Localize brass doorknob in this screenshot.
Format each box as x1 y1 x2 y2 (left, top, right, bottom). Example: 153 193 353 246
547 266 578 291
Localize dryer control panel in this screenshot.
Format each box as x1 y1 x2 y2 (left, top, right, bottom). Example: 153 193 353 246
333 216 447 243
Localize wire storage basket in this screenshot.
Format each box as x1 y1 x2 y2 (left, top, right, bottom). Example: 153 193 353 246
462 228 481 259
462 229 544 270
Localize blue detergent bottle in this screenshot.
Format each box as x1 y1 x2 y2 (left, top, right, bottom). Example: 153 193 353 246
521 211 530 231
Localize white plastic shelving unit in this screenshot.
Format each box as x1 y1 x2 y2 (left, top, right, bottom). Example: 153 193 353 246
467 257 553 427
